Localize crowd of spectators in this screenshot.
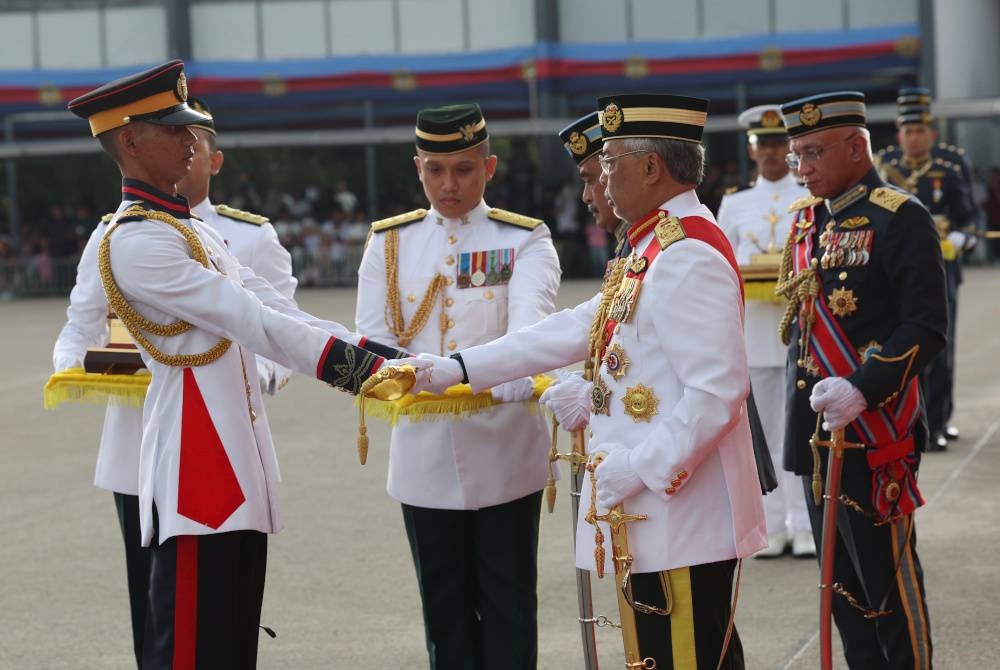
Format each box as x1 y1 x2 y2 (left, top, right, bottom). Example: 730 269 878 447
3 157 999 299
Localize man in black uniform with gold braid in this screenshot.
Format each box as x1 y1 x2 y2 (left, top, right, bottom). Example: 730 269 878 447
777 91 946 669
875 88 979 451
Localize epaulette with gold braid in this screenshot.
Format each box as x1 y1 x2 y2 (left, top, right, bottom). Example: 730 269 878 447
869 187 911 213
655 216 686 250
100 212 114 224
787 195 824 213
115 203 153 224
216 204 268 226
487 208 543 230
371 209 427 233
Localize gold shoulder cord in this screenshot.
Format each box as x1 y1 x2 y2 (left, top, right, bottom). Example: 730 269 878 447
584 257 628 381
383 228 448 353
775 226 819 347
98 206 232 367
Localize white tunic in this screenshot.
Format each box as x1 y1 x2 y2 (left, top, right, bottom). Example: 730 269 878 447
355 200 561 510
104 197 364 545
52 198 301 495
716 173 808 367
461 190 767 573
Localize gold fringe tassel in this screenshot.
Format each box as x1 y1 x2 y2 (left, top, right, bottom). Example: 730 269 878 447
43 368 150 410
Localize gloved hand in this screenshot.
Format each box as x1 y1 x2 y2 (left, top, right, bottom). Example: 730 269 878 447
810 377 867 432
490 376 536 403
594 446 645 510
539 370 592 431
947 230 967 250
380 356 435 395
415 353 465 395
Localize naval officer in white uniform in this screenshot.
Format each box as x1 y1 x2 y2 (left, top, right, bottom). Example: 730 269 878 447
716 104 814 559
355 103 560 670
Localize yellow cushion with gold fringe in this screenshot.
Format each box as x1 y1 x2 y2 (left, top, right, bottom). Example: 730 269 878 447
44 368 150 410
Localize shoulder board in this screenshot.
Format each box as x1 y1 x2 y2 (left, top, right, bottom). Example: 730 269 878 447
938 142 965 155
216 204 269 226
100 212 114 224
869 187 912 213
370 208 427 233
655 215 686 250
487 208 543 230
113 203 151 224
787 195 824 213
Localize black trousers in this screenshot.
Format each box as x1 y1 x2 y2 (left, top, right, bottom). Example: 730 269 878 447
923 260 959 436
113 492 151 670
628 560 744 670
142 529 267 670
401 490 542 670
801 475 932 669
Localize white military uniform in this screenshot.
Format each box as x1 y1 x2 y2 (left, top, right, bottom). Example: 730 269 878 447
53 200 299 496
190 197 296 394
356 200 561 509
717 173 811 541
104 194 369 545
461 190 767 573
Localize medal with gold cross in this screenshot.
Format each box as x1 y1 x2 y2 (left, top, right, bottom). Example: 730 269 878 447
622 383 659 422
827 286 858 318
591 376 613 416
603 343 630 381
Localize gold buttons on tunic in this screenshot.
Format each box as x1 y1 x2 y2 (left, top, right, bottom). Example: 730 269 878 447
838 271 848 281
445 297 454 307
447 319 455 329
446 256 455 266
445 277 453 286
797 380 807 390
447 341 457 351
448 235 457 245
407 294 416 302
484 290 494 300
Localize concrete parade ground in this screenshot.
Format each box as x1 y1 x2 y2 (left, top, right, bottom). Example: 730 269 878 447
1 269 998 669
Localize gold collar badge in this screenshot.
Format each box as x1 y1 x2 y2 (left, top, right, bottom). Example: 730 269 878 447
623 383 659 422
591 376 613 416
828 286 858 318
604 343 630 381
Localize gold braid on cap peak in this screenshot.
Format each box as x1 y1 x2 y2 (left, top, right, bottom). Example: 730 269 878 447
98 206 232 367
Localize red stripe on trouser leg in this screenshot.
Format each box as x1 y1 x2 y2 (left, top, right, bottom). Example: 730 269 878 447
178 368 245 528
173 536 199 670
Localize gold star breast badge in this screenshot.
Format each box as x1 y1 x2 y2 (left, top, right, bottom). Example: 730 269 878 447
828 286 858 318
591 376 612 416
604 344 630 381
623 384 659 422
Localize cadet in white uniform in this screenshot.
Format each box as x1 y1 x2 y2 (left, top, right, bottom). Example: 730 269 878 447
52 97 300 667
67 60 423 669
418 94 767 670
355 104 560 669
716 105 814 559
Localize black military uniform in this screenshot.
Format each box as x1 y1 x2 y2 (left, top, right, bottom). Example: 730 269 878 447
875 88 979 450
778 92 947 670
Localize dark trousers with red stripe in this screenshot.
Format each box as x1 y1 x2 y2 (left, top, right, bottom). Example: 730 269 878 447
401 490 542 670
802 474 933 669
113 493 151 669
142 529 267 670
630 559 744 670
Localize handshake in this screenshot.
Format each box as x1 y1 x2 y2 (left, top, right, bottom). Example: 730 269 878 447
383 354 594 423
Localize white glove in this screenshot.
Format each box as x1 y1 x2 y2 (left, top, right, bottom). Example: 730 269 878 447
594 446 645 510
947 230 967 250
380 356 435 395
539 371 592 431
490 376 536 403
809 377 867 432
415 352 465 395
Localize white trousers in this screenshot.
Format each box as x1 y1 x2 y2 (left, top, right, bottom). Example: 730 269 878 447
751 366 811 536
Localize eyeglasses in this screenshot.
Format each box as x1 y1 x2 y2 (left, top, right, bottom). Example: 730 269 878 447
598 150 651 173
785 134 858 170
